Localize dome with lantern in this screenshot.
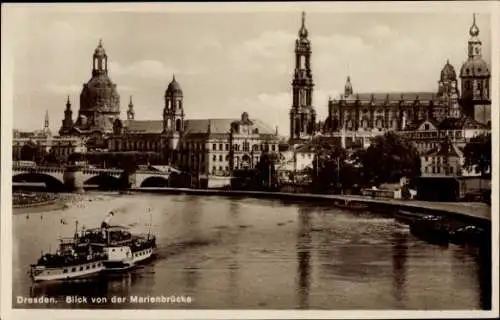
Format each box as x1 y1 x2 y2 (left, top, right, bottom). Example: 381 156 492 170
165 75 183 97
79 40 120 114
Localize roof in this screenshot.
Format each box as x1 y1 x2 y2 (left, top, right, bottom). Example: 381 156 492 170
122 120 163 134
438 116 487 130
119 117 278 137
340 92 436 103
184 118 276 136
405 117 439 131
425 140 462 158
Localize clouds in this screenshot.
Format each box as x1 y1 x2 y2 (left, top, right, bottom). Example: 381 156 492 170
110 59 206 80
8 10 492 136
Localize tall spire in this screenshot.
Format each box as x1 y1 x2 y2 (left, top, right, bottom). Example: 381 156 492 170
127 95 135 120
299 11 308 39
44 110 49 129
469 13 479 37
66 96 71 109
344 76 353 97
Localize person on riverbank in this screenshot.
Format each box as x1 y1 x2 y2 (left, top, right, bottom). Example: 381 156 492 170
101 211 114 229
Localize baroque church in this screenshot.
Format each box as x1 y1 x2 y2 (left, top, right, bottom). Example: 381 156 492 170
320 14 490 150
58 40 280 177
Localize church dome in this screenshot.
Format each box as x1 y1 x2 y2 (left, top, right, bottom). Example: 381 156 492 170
80 74 120 113
440 60 457 81
460 58 490 78
165 75 183 96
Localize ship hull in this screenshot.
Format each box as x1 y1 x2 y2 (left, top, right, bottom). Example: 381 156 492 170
31 260 106 282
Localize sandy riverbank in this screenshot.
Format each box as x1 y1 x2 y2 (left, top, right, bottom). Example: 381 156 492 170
12 192 119 214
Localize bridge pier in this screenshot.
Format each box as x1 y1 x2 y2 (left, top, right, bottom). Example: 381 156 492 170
63 165 85 193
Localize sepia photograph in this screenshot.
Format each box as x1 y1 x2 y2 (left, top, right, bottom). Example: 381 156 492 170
1 2 498 319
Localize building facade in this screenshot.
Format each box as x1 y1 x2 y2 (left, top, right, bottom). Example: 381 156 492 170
319 14 490 152
107 76 280 177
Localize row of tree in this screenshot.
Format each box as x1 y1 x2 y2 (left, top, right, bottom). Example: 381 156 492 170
248 131 491 193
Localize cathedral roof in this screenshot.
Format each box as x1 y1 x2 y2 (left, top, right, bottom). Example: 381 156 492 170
340 92 436 103
122 120 163 134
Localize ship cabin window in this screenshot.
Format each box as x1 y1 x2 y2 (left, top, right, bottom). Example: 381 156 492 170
92 264 96 268
86 265 90 270
71 267 76 272
63 269 68 273
80 267 84 271
112 249 115 252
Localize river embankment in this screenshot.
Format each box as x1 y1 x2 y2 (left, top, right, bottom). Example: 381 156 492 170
130 187 491 224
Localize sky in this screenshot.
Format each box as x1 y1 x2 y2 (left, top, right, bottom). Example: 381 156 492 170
5 5 493 136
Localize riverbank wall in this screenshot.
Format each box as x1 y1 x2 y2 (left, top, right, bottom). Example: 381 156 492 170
131 187 491 226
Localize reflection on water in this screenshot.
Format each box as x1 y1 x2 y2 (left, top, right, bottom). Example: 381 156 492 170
13 192 491 310
391 230 408 307
296 208 312 309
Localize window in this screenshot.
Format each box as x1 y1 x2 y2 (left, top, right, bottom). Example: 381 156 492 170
71 267 76 272
225 166 229 171
226 155 230 161
424 124 429 130
225 144 229 151
219 143 223 150
212 166 216 173
219 155 223 161
63 269 68 273
272 145 276 152
425 156 428 162
212 144 216 150
219 166 223 171
450 167 454 174
425 167 428 173
213 155 216 161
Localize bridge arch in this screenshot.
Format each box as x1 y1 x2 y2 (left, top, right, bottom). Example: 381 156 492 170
140 176 169 188
84 174 122 190
13 172 65 191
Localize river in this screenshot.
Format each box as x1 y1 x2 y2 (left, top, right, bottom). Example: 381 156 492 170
12 192 491 310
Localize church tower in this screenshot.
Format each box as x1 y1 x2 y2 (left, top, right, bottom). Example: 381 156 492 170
127 96 135 120
59 96 74 135
436 59 460 120
289 12 316 143
163 75 185 160
43 110 51 137
459 14 491 125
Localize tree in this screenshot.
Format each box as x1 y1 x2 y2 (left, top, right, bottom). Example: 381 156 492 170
354 132 421 186
255 152 280 190
311 142 347 192
463 133 491 177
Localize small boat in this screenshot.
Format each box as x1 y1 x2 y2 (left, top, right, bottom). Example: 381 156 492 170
30 237 108 282
394 210 428 225
449 225 489 246
334 200 369 211
409 215 451 244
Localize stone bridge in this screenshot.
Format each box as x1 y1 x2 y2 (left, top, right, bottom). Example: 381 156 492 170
12 165 171 189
